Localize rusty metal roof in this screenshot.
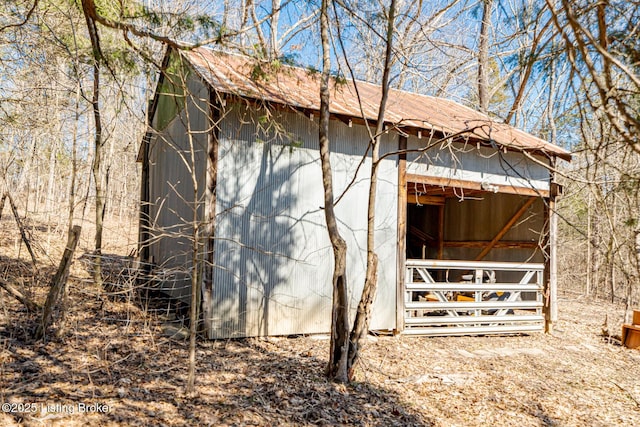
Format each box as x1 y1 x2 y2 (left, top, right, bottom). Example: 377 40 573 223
183 48 571 161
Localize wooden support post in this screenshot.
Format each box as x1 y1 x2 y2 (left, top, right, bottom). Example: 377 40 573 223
437 204 445 260
35 225 81 340
396 135 407 334
138 131 151 268
547 193 558 332
475 197 536 261
407 194 445 205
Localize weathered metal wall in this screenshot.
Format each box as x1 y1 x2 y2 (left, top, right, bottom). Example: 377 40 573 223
405 136 551 192
209 102 398 338
147 72 208 301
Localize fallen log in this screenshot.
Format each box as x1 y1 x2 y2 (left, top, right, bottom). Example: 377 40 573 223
0 279 39 312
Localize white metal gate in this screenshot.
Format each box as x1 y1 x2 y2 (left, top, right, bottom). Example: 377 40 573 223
404 259 544 336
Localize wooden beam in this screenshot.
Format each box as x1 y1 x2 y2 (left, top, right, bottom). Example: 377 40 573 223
437 205 445 259
475 197 536 261
546 186 558 333
408 225 435 243
444 240 538 249
406 174 549 198
407 194 446 205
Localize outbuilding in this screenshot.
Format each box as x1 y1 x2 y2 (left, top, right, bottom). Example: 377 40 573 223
138 47 571 339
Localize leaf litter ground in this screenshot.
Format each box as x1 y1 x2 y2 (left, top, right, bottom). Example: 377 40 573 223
0 217 639 426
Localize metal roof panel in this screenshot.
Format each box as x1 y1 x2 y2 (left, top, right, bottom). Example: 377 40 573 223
183 48 571 161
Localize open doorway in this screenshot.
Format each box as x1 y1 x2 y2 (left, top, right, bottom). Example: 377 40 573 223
406 183 545 265
402 182 548 335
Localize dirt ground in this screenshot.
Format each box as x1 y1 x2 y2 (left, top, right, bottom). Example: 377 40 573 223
1 216 639 426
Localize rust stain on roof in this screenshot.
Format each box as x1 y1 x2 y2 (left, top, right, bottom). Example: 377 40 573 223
183 48 571 161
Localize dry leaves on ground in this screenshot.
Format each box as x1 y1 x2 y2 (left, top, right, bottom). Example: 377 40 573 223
0 219 639 426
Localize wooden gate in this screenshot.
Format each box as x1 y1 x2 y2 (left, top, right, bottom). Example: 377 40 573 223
404 259 544 336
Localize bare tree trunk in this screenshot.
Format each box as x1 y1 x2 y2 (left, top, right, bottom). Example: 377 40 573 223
69 80 81 234
586 192 592 297
182 69 202 395
477 0 493 113
57 81 82 338
35 225 81 340
0 193 5 221
347 0 396 379
202 92 219 342
270 0 281 57
635 227 640 305
320 0 349 383
91 61 104 288
81 0 105 288
186 192 200 394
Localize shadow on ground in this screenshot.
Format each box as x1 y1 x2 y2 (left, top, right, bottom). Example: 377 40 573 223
0 254 433 426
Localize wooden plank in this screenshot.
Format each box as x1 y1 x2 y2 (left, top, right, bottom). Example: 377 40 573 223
444 240 538 249
437 205 445 259
396 135 407 333
549 199 558 327
633 310 640 326
402 324 543 336
404 315 544 325
406 258 544 271
405 300 542 310
547 177 558 332
475 197 536 261
405 282 541 292
406 174 549 198
406 194 445 205
408 225 435 243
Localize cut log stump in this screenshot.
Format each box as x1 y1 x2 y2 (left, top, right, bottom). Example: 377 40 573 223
632 309 640 326
622 324 640 350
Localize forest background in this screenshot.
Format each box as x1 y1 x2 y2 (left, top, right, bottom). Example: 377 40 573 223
0 0 640 425
2 0 636 306
0 0 639 387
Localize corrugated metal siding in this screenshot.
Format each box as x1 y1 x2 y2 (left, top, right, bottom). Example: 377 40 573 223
405 135 551 191
210 103 398 338
147 72 208 301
